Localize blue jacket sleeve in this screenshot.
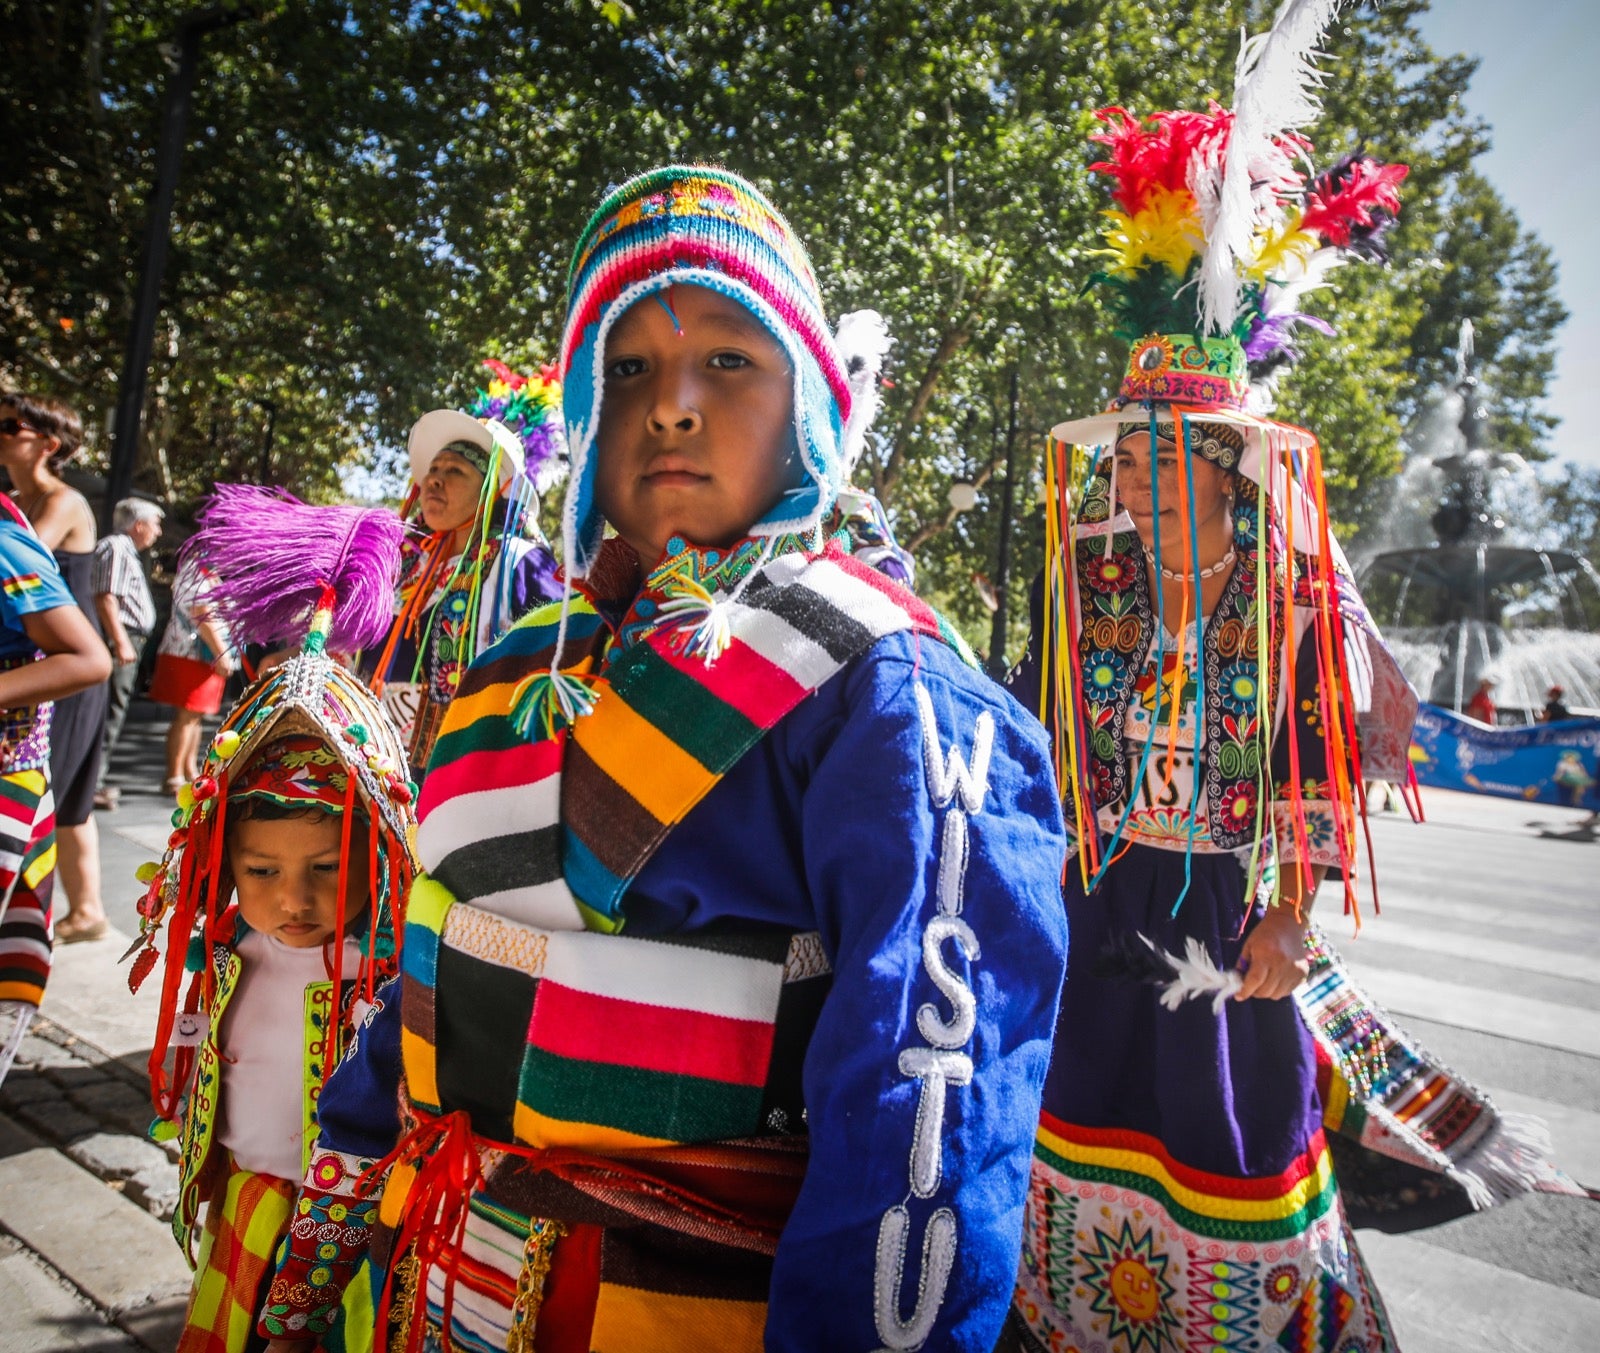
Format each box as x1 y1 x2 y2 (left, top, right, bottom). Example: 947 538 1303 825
766 640 1068 1351
317 977 404 1159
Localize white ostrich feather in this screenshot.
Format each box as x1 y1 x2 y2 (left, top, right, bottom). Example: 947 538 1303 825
1151 934 1245 1014
1261 245 1344 318
1196 0 1344 335
834 309 894 476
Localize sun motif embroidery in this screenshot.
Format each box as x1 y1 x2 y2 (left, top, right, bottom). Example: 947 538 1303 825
1218 661 1258 716
1124 806 1202 843
1218 780 1258 827
1077 1220 1181 1352
1128 335 1176 378
1265 1263 1300 1305
1086 648 1128 696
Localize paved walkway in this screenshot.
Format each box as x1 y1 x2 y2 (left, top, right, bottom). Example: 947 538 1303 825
1332 788 1600 1351
2 706 1597 1349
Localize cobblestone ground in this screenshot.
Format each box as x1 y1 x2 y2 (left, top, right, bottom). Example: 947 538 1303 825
2 1017 179 1224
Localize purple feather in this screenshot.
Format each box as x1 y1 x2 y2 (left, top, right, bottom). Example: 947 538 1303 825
1341 210 1397 264
1243 311 1335 363
182 485 404 652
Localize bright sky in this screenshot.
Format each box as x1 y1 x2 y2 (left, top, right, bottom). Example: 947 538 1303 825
1415 0 1599 469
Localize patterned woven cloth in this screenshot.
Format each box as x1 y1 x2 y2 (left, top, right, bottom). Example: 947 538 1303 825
1013 1114 1395 1353
176 1158 297 1353
1301 925 1586 1208
413 540 961 937
0 769 56 1012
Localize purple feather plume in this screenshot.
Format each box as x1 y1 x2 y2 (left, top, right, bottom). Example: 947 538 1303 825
182 485 404 652
1244 310 1335 364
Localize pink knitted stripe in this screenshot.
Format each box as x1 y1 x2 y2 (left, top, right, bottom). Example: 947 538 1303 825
560 239 850 415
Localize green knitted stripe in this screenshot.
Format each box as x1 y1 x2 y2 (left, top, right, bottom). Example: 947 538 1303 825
607 642 761 772
518 1046 762 1145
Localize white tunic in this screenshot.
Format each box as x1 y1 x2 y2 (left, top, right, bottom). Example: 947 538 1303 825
216 930 360 1181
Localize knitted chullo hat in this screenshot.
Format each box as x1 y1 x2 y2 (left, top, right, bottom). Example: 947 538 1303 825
558 165 852 575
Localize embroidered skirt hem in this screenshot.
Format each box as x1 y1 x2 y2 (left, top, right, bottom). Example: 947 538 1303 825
1014 1114 1396 1352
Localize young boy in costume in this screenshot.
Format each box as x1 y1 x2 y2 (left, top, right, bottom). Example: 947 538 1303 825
127 489 418 1353
262 165 1069 1352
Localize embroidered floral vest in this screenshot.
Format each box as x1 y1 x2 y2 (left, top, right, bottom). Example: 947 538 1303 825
168 939 353 1262
1070 498 1287 852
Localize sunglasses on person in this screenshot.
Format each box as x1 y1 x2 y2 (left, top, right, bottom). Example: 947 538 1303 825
0 418 40 437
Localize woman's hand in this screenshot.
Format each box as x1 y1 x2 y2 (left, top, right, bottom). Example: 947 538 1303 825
1233 904 1312 1001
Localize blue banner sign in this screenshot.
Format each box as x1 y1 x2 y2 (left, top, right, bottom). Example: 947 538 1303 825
1409 703 1600 808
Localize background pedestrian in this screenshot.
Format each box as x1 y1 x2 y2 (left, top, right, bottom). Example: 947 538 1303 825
91 497 164 809
0 393 112 943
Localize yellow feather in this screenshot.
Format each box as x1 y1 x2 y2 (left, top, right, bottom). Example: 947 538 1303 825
1247 213 1318 282
1098 191 1204 276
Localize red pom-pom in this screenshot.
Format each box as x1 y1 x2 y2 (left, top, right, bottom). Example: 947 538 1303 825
192 775 218 802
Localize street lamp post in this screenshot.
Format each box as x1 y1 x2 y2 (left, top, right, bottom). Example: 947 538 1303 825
103 5 254 526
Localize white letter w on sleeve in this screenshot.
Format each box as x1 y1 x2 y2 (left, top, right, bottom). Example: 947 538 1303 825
874 683 994 1351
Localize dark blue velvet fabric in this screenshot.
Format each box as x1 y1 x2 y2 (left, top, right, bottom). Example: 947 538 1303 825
1047 846 1318 1179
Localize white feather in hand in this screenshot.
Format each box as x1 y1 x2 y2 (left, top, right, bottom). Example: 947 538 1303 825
1155 935 1245 1014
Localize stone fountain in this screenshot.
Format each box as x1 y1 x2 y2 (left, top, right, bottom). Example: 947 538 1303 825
1358 323 1600 719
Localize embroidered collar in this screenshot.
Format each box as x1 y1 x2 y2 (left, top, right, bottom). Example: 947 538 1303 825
1069 495 1285 853
576 524 836 663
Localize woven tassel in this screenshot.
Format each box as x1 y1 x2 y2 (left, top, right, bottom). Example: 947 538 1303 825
303 583 339 656
657 575 733 666
509 668 600 741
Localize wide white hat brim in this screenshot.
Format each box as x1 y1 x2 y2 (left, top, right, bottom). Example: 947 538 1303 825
406 410 526 490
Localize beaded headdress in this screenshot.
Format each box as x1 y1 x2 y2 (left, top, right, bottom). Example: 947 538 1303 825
127 486 418 1123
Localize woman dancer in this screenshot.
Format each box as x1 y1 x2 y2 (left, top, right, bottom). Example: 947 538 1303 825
1005 65 1420 1353
363 362 564 774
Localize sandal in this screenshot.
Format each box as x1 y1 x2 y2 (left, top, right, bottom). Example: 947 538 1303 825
56 917 110 945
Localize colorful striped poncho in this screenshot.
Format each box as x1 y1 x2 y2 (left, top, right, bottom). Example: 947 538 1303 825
265 537 1070 1352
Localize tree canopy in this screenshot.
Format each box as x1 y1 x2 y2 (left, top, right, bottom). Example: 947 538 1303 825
0 0 1569 658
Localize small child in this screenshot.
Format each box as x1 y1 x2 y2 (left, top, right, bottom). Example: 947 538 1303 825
127 491 417 1353
264 166 1069 1352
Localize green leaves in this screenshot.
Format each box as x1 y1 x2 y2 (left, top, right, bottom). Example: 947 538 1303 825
0 0 1567 637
